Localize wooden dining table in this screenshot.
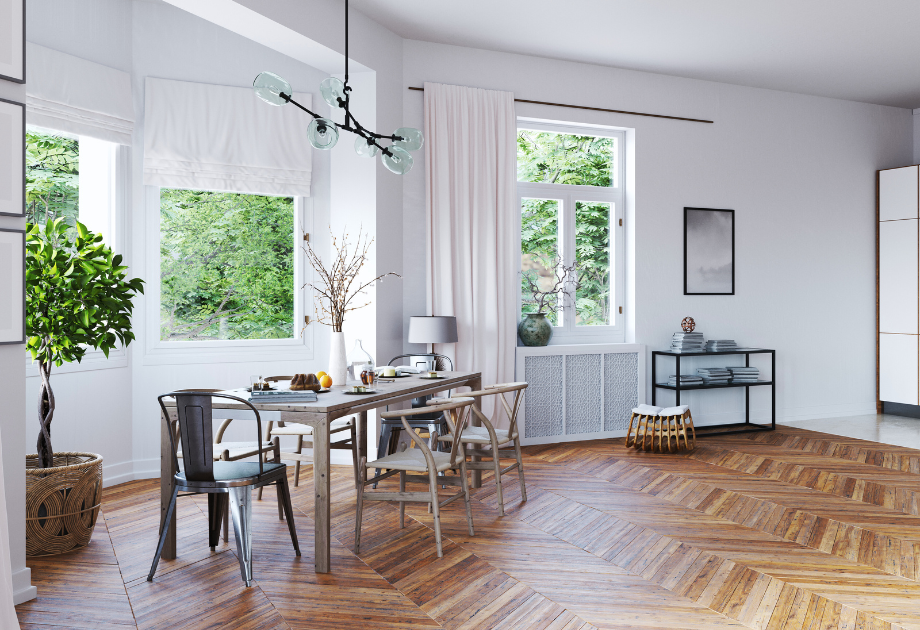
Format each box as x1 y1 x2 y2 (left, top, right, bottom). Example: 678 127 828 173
159 370 482 573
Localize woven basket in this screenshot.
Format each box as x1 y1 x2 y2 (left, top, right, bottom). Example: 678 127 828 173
26 452 103 557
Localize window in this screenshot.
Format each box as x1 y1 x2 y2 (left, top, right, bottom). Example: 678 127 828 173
158 189 296 342
517 120 625 342
26 128 118 247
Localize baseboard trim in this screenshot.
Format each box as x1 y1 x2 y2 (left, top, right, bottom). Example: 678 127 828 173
12 567 35 604
881 401 920 419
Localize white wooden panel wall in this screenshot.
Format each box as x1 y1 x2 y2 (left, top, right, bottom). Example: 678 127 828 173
879 219 918 334
880 334 918 405
879 165 920 406
880 166 918 221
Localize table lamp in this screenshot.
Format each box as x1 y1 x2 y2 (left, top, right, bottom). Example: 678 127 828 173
407 316 458 371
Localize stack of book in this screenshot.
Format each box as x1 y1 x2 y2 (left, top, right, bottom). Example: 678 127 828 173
705 340 738 352
668 374 704 387
670 332 704 353
250 389 318 403
728 367 760 383
697 368 731 384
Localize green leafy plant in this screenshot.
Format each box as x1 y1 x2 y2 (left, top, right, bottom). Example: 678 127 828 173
26 219 144 468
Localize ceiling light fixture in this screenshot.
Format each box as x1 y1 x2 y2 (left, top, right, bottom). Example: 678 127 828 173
252 0 422 175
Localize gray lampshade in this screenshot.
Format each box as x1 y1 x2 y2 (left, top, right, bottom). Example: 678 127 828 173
408 316 458 344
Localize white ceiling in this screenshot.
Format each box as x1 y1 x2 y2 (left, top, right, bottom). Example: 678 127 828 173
349 0 920 109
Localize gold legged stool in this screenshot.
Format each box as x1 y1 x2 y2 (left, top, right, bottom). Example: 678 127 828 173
626 405 694 453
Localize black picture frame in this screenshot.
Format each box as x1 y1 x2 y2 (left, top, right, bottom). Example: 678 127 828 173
0 227 26 345
0 96 25 217
0 0 25 83
683 207 735 295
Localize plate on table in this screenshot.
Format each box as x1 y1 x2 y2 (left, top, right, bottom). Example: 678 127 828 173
317 388 331 394
417 375 446 380
377 373 413 378
343 390 378 395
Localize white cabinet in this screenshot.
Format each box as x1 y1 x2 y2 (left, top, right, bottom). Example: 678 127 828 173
880 166 918 221
880 334 918 405
879 165 920 407
879 219 918 334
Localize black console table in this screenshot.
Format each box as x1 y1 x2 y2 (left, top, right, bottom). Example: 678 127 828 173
651 348 775 436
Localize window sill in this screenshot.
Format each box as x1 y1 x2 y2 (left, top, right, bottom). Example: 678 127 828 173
518 328 625 346
25 346 129 377
142 337 313 366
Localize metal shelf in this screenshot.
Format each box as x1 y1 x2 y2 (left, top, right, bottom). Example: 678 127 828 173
655 380 773 391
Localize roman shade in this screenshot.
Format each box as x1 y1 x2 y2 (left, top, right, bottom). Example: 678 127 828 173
143 77 313 196
26 43 134 145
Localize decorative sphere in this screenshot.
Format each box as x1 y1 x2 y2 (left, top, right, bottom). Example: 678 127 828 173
681 317 695 333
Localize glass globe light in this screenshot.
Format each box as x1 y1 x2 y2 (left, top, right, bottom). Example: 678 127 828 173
320 77 347 108
393 127 424 152
354 136 379 158
382 145 413 175
308 118 340 150
253 72 292 106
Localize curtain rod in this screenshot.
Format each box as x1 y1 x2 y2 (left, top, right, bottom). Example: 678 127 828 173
407 86 713 124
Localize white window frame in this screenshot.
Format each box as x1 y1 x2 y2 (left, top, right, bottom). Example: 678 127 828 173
143 186 313 365
517 118 626 345
25 129 129 375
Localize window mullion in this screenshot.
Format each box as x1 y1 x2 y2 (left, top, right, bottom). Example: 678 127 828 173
565 192 577 332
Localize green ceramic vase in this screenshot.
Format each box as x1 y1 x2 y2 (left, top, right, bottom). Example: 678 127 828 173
518 313 553 347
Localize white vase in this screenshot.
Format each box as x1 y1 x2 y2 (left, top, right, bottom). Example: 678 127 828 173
329 330 348 387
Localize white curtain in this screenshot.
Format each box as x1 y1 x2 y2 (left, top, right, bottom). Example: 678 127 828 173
0 423 20 629
26 43 134 145
424 82 517 424
144 78 313 197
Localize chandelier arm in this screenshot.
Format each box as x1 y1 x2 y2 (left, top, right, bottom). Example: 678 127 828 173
280 93 322 119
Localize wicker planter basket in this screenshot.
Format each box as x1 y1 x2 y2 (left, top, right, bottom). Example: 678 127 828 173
26 452 103 557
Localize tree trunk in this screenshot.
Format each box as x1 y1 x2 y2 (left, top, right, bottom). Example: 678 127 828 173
36 361 55 469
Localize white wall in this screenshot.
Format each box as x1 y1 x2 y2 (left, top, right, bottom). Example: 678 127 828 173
0 71 35 606
401 40 913 425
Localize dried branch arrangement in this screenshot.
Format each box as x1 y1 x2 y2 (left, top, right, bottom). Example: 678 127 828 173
302 227 400 332
522 257 580 315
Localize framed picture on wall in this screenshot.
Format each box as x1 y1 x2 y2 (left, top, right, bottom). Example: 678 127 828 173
0 97 24 217
0 0 25 83
684 207 735 295
0 228 25 345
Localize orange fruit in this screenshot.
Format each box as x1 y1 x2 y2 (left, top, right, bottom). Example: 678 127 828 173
316 370 327 380
319 374 332 389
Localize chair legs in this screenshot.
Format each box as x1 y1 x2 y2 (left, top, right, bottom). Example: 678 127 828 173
294 434 304 487
398 471 406 529
207 493 226 551
427 467 444 558
277 478 301 556
147 485 179 582
354 457 367 554
459 458 475 536
513 437 527 502
492 444 505 516
228 486 254 587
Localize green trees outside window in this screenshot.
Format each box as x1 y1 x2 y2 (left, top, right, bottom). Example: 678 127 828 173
517 130 616 327
26 130 80 227
159 189 295 341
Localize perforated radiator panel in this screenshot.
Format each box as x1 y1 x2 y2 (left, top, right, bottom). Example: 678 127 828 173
523 350 639 440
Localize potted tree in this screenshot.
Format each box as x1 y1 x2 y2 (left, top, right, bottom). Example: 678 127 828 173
519 258 579 347
24 218 144 556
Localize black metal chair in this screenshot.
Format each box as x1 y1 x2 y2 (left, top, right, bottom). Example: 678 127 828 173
374 354 454 484
149 392 300 587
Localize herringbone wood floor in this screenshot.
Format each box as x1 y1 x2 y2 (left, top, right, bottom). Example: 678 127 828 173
18 424 920 629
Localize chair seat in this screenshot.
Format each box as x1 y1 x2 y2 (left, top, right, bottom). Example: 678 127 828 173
177 461 286 482
439 425 516 445
271 418 353 437
373 448 457 473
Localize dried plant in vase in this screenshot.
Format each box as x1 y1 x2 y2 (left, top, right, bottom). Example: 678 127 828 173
302 227 400 383
519 258 580 347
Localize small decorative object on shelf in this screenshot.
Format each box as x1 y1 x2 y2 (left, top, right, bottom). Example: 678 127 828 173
681 316 695 332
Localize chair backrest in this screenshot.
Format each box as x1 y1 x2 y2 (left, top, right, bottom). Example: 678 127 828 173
158 391 264 482
387 354 454 371
380 398 474 467
455 382 527 437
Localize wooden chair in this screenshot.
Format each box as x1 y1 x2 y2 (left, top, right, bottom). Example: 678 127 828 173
151 392 299 587
262 376 359 489
355 398 476 558
433 382 528 516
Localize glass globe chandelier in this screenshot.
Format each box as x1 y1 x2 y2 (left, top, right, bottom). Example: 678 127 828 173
252 0 422 175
